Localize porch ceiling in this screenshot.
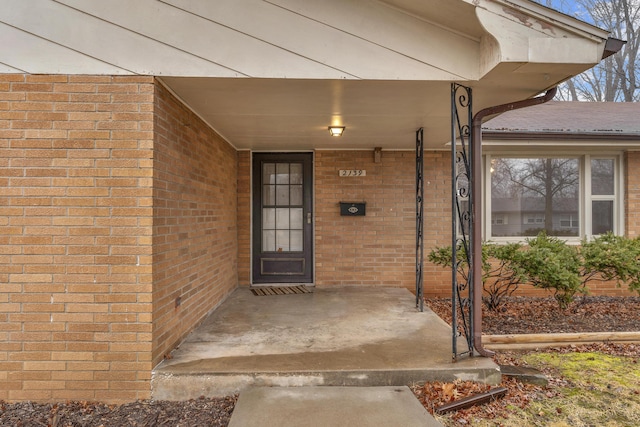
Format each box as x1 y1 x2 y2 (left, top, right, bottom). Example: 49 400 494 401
1 0 613 150
157 65 585 151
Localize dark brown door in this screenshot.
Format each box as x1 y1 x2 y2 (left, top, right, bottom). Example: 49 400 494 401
252 153 313 284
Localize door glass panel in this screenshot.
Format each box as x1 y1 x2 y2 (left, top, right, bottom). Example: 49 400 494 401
263 208 276 229
276 208 290 229
290 163 303 184
276 186 289 205
290 185 303 205
290 230 303 251
263 163 276 184
276 230 290 251
290 208 303 229
262 230 276 252
276 163 289 184
261 161 307 254
263 185 275 205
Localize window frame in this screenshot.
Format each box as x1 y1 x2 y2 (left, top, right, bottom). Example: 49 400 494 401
484 153 624 243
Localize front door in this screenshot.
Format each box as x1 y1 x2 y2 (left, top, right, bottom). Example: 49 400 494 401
252 153 313 284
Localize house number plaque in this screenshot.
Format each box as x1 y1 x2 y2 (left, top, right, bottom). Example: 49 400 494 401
339 170 366 177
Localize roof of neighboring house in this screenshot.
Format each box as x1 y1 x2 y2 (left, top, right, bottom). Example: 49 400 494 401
483 101 640 140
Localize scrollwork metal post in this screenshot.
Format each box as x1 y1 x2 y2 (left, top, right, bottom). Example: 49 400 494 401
416 128 424 312
451 84 474 360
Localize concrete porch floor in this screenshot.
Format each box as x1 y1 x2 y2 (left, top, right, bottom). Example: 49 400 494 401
151 287 500 400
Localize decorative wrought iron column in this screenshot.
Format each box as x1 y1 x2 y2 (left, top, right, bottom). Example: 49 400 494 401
415 128 425 312
451 84 474 360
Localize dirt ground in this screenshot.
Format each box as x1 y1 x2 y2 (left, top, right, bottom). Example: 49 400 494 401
2 296 638 426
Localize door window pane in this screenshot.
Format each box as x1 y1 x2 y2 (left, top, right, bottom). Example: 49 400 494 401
276 163 289 184
290 185 303 205
276 230 290 251
591 159 614 195
290 230 303 251
290 208 303 229
276 185 289 205
592 200 613 235
263 163 276 184
263 208 276 229
276 208 290 230
263 185 275 205
262 230 276 252
290 163 303 184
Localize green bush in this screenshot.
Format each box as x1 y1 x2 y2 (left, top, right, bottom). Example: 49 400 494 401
427 242 526 311
428 232 640 311
517 232 584 309
580 232 640 292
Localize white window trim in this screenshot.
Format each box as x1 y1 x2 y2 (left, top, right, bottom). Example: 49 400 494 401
484 153 625 243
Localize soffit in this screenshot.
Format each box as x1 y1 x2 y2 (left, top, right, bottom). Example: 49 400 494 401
0 0 612 149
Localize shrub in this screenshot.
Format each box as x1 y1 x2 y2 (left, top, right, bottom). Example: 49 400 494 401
517 232 584 309
484 243 527 310
428 232 640 312
580 232 640 293
427 242 526 311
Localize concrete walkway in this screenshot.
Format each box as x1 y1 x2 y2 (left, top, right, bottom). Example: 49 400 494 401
152 287 499 399
228 386 443 427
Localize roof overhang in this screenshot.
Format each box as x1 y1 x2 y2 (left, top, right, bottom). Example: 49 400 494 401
0 0 616 149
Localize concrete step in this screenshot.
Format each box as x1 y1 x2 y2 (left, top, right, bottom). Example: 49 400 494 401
152 358 501 400
228 386 443 427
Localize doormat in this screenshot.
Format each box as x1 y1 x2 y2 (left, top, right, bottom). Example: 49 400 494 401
251 286 313 296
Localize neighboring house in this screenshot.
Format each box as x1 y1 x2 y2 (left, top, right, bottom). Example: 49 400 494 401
0 0 621 402
490 197 581 237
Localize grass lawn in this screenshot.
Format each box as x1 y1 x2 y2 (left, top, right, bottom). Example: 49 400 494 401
415 346 640 426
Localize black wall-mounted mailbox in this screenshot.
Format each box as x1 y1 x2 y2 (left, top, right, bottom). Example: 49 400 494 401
339 202 366 216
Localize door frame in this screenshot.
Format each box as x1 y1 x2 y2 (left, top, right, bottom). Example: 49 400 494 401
251 151 314 285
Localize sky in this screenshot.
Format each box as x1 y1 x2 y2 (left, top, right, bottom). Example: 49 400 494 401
535 0 596 25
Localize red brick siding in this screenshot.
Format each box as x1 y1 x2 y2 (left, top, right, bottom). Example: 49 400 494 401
151 82 238 367
0 74 155 402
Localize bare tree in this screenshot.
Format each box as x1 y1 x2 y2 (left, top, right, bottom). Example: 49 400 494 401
536 0 640 102
491 158 579 236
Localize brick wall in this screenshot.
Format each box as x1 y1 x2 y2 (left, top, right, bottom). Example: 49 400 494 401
237 151 251 286
0 74 155 402
0 75 239 403
151 82 238 367
314 150 451 292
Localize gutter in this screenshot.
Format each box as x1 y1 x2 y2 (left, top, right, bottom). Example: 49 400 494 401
470 86 557 358
482 132 640 141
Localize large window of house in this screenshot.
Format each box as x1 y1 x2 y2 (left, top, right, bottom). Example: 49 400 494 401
486 155 622 241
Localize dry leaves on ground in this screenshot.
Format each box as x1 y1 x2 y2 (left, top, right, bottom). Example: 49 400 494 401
428 295 640 335
0 396 237 427
412 377 547 425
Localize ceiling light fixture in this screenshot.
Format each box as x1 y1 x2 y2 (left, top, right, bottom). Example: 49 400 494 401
328 126 345 137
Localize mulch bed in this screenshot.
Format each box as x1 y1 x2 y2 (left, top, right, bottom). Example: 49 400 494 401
427 295 640 335
0 396 236 427
2 296 639 426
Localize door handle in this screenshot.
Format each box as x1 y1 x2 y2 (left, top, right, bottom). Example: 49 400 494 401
307 212 312 224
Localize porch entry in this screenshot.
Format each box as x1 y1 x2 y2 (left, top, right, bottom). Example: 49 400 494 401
252 153 313 284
